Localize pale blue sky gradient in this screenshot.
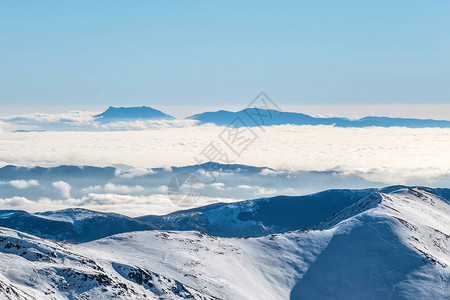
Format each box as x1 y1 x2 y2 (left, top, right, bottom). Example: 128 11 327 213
1 0 449 108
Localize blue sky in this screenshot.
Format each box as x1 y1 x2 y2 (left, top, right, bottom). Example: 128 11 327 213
1 0 449 109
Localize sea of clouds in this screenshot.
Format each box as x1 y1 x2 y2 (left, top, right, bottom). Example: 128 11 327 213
1 112 449 216
1 124 449 184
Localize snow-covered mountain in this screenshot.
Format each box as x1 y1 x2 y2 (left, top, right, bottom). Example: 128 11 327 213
187 108 450 128
0 187 448 299
1 187 449 241
0 227 214 299
0 189 377 241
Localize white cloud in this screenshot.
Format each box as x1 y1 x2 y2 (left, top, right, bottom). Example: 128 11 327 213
210 182 226 190
81 184 145 195
0 121 16 133
115 167 154 178
255 187 278 197
0 111 198 132
259 169 288 176
0 196 34 207
0 193 238 217
0 180 39 189
158 185 168 193
0 191 235 216
197 169 221 177
237 185 254 190
52 181 71 199
162 166 173 172
100 119 198 130
104 183 144 194
81 185 102 193
1 111 96 127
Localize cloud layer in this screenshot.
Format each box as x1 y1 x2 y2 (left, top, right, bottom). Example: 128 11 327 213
0 124 449 185
0 123 449 216
0 111 198 132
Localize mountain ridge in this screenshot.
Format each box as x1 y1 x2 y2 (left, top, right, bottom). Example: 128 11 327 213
3 106 450 129
0 186 448 299
187 107 450 128
1 186 448 242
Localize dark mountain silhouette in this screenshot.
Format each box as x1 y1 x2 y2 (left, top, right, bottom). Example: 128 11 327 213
94 106 174 122
0 208 155 243
187 108 450 128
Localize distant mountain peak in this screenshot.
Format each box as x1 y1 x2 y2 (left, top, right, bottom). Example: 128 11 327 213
187 108 450 128
94 106 174 122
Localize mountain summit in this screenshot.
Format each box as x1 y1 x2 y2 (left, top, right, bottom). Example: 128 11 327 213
94 106 174 122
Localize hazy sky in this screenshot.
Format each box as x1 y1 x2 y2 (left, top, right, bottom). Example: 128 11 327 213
1 1 449 108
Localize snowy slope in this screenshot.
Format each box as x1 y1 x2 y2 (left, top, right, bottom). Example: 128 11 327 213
0 227 215 299
0 187 448 299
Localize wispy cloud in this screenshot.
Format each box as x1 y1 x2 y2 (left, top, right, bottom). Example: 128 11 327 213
210 182 227 191
115 167 155 178
82 183 145 195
